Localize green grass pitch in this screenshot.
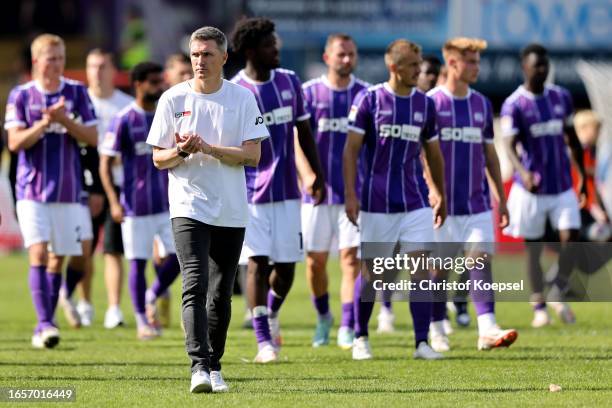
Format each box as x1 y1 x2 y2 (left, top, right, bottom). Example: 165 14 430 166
1 253 611 407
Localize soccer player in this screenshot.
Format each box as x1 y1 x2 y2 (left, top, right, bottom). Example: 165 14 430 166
344 39 447 360
501 44 586 327
427 37 518 351
148 26 269 393
59 48 134 329
99 62 181 340
300 33 369 349
230 17 326 362
5 34 98 348
417 55 442 93
164 53 192 87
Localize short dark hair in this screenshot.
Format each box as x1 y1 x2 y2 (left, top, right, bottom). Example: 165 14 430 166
86 48 118 67
521 43 548 61
422 55 441 67
131 61 163 84
325 33 354 50
230 17 275 57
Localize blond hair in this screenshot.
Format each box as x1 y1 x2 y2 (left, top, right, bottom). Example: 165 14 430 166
574 110 602 130
442 37 487 61
385 39 421 66
31 33 65 59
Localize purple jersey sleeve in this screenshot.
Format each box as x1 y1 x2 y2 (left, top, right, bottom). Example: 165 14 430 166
99 114 124 157
4 88 26 129
483 97 494 143
75 85 98 126
422 96 439 142
302 84 317 130
347 89 370 135
500 99 520 138
289 73 310 122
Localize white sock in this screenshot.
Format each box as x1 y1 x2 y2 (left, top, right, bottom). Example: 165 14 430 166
252 305 268 318
430 320 446 337
477 313 497 336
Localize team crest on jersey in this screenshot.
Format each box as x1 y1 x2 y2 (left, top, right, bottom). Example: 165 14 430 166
413 111 423 122
553 104 564 115
474 112 484 122
281 90 293 100
175 111 191 118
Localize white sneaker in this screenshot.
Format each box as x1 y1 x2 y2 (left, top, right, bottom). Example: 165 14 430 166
190 370 212 393
352 336 373 360
76 301 94 327
550 302 576 324
268 315 282 348
443 319 453 335
531 309 552 328
254 343 278 363
59 290 81 329
31 332 45 349
32 326 60 349
104 307 125 329
413 342 444 360
430 334 450 352
376 307 395 333
478 326 518 350
210 371 229 392
337 326 355 350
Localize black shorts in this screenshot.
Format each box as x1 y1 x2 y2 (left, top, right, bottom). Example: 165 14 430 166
103 186 124 254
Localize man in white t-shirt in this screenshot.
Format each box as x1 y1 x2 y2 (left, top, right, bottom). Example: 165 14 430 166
147 27 269 394
60 48 134 330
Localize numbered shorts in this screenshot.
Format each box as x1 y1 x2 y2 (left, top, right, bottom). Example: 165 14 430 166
360 207 434 258
301 203 360 252
240 199 303 263
434 211 495 255
504 183 581 240
121 212 175 260
16 200 83 256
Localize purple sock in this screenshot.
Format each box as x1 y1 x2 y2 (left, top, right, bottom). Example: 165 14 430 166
353 274 374 338
533 302 547 311
29 265 53 330
46 272 62 320
267 289 285 316
129 259 147 315
312 293 330 317
470 264 495 316
151 254 180 298
382 288 393 310
253 314 272 344
431 275 447 322
410 280 432 347
63 266 82 299
340 302 354 329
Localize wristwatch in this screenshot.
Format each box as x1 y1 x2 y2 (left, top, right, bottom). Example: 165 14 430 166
176 145 189 158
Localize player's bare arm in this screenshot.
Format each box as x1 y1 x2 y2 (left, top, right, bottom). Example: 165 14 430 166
293 128 317 191
295 119 326 205
343 130 363 226
502 135 537 192
44 96 97 146
422 139 447 228
7 119 51 152
201 137 262 167
99 154 123 223
152 133 201 170
484 143 509 228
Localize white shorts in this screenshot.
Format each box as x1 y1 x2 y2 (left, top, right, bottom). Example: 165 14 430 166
240 199 303 264
434 211 495 254
360 207 434 258
504 183 581 240
77 204 94 241
16 200 83 256
121 212 175 260
301 203 360 252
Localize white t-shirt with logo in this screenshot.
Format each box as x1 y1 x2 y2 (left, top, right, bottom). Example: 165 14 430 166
146 79 269 228
89 89 134 186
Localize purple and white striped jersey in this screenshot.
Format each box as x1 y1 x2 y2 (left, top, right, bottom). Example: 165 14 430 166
427 86 493 216
501 85 574 195
348 83 438 213
302 75 369 204
4 78 97 203
231 68 310 204
100 103 168 217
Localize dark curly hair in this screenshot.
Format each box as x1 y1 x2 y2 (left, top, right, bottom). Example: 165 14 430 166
230 17 275 57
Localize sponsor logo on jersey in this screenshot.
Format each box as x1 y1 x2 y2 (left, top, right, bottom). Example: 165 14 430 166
440 127 483 143
255 116 264 125
262 106 293 126
318 117 348 133
379 124 421 142
174 111 191 118
530 119 563 137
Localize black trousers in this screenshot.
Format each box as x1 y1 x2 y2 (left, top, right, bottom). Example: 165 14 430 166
172 217 245 373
